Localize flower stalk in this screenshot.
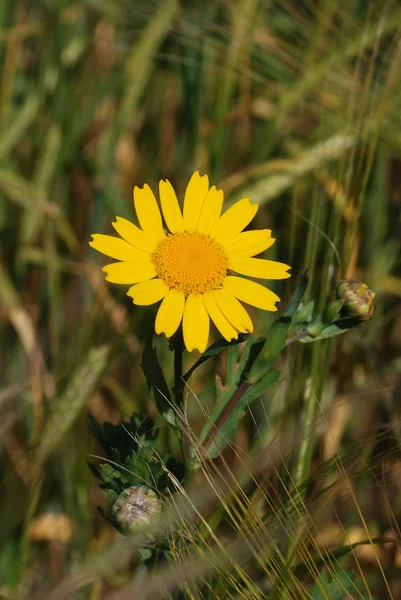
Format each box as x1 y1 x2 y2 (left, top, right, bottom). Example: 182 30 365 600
173 327 185 409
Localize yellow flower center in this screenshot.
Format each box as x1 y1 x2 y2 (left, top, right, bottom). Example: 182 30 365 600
152 232 227 295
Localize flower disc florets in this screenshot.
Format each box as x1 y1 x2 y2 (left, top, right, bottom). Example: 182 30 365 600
152 232 227 296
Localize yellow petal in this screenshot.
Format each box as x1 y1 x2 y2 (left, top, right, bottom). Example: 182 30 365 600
209 198 258 245
102 261 156 284
212 288 253 333
183 171 209 231
112 216 156 252
223 276 280 311
155 289 185 338
203 291 238 341
183 294 210 353
127 279 169 305
197 186 224 235
89 234 151 262
159 179 184 233
228 257 291 280
224 230 275 258
133 184 165 243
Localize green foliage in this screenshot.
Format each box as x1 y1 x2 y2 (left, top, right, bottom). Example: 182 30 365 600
140 336 179 432
197 274 308 459
89 412 178 538
310 569 378 600
89 412 174 495
0 0 400 597
182 333 249 383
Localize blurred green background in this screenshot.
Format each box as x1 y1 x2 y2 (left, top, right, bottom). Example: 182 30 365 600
1 0 401 598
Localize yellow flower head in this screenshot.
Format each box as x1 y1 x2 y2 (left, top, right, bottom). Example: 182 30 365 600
90 172 291 352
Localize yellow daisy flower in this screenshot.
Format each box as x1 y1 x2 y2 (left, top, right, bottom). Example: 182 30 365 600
89 172 291 353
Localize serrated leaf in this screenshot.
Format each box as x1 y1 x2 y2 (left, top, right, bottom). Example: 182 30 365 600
310 566 380 600
88 412 157 462
199 368 280 459
203 337 267 432
310 569 356 600
88 462 129 494
125 447 154 487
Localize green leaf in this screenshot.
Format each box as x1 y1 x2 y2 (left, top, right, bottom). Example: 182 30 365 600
88 462 130 495
243 368 281 404
88 412 157 462
297 536 394 576
310 569 356 600
205 337 267 429
198 337 279 459
182 333 248 383
125 446 154 487
240 337 266 382
310 567 380 600
300 316 363 343
290 300 315 326
140 336 179 432
199 369 280 459
264 272 308 370
285 271 309 317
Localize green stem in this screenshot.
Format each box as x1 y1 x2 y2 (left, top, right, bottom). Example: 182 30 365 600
285 342 330 567
284 330 310 346
294 345 321 486
173 327 184 408
172 328 192 468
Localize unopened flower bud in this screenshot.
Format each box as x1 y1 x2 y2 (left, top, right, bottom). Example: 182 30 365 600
112 485 163 534
336 279 376 321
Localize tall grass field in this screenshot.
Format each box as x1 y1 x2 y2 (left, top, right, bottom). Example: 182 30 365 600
1 1 401 599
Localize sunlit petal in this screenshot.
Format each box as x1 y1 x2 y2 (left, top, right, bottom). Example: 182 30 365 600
159 179 184 233
203 291 238 341
227 257 291 280
213 288 253 333
209 198 258 245
183 171 209 231
133 184 165 243
197 186 224 235
90 234 151 262
112 216 156 253
102 261 156 284
127 279 169 305
224 230 275 258
183 294 210 352
155 289 185 338
223 276 280 311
